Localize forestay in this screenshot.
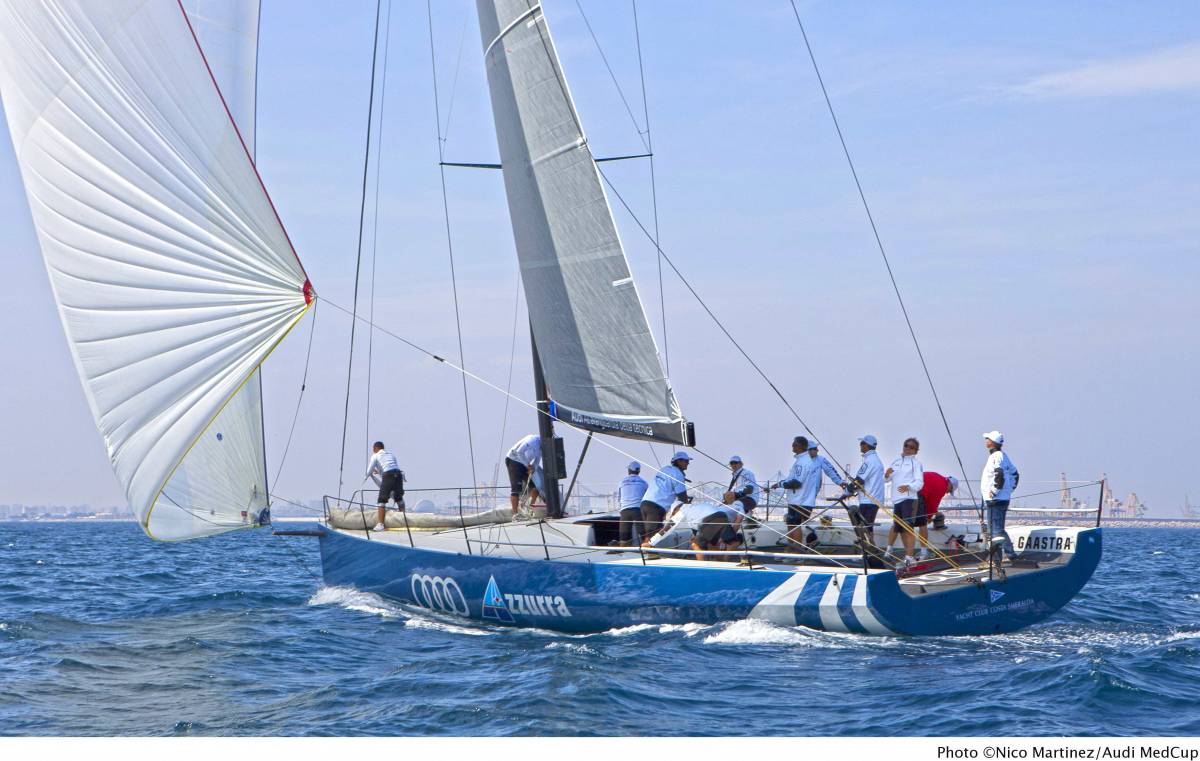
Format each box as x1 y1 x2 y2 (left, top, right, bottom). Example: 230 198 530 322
0 0 312 540
476 0 690 445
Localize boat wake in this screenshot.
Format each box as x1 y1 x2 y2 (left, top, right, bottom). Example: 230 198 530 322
307 586 404 619
307 586 497 636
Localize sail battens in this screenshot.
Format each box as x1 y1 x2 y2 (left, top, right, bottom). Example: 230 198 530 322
476 0 687 445
0 0 305 539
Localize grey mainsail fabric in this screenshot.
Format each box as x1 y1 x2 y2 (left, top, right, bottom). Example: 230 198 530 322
475 0 688 445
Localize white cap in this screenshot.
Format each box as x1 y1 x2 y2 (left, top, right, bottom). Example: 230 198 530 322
858 435 878 447
728 454 742 464
627 460 641 473
983 430 1004 445
807 442 819 451
672 451 692 462
947 476 959 494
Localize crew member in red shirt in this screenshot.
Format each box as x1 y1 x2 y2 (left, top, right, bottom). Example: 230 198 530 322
916 472 958 560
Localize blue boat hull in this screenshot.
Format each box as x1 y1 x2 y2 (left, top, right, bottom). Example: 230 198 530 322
316 526 1102 636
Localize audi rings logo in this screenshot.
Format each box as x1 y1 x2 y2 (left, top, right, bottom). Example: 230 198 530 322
410 574 470 617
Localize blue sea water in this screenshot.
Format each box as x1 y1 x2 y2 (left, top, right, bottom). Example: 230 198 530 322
0 523 1197 736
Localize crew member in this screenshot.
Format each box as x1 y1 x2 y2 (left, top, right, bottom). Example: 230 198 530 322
616 461 648 547
652 499 736 562
366 441 404 532
884 437 925 567
843 435 886 550
504 434 542 515
641 451 692 544
778 436 810 545
916 471 958 560
797 442 845 532
981 431 1020 562
724 455 760 514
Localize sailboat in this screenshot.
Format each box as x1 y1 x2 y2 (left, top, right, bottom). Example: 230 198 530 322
0 0 1100 636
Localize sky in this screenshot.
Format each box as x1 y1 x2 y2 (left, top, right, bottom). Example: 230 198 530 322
1 1 1197 517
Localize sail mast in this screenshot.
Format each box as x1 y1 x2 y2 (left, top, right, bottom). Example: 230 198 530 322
530 330 563 518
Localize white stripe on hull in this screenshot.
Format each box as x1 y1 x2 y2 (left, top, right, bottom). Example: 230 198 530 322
747 571 811 625
818 576 849 632
852 576 895 635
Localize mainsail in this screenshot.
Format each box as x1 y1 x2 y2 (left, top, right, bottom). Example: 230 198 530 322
0 0 312 540
476 0 691 446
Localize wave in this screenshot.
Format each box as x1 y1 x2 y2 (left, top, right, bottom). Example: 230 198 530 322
307 586 404 619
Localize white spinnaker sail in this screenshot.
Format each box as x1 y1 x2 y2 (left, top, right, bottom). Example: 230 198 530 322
476 0 689 445
0 0 311 540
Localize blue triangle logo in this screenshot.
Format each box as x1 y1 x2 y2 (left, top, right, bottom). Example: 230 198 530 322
482 576 514 623
989 589 1005 604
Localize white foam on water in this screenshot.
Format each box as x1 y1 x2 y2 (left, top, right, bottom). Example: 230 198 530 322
35 560 43 565
702 618 820 646
675 622 712 637
600 623 657 637
1166 630 1200 643
545 642 599 655
1187 594 1200 603
404 616 491 636
307 586 403 619
1151 551 1166 555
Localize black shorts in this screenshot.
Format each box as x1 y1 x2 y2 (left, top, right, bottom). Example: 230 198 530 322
618 506 643 543
505 457 530 497
785 505 812 528
912 494 929 527
893 498 918 529
378 470 404 506
640 501 667 537
856 503 879 526
736 496 757 514
694 511 730 549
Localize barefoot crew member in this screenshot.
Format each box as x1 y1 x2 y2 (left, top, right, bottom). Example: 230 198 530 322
366 441 404 532
504 434 542 515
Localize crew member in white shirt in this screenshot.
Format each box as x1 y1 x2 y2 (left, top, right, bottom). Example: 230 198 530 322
884 437 925 566
981 430 1020 561
640 451 692 544
653 498 742 562
366 441 404 532
841 435 886 549
504 434 542 515
723 455 760 515
800 441 845 524
616 461 649 546
776 436 811 545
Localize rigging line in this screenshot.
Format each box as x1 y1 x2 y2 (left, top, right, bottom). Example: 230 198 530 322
427 0 480 489
272 302 320 490
440 1 471 145
366 0 395 452
598 169 955 564
573 0 648 150
631 0 668 375
786 2 981 524
493 271 523 484
337 0 385 500
596 165 845 471
321 297 730 507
